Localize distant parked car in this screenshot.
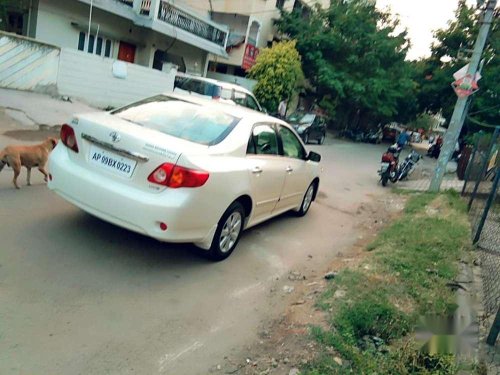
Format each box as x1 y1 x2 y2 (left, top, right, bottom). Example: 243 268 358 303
48 94 321 260
173 73 264 113
382 125 398 142
287 112 327 144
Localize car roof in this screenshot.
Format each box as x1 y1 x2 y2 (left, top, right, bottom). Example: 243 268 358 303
175 73 254 96
161 92 284 124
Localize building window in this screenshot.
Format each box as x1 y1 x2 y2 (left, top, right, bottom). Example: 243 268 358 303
276 0 285 10
96 37 103 55
105 40 112 57
87 34 95 53
78 32 85 51
77 32 114 58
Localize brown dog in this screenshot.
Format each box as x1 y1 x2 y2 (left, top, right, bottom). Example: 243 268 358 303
0 137 58 189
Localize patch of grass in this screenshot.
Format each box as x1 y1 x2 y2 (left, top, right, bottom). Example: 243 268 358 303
335 295 411 343
404 192 437 214
305 192 471 374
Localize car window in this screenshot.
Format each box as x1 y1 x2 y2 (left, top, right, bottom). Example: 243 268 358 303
232 90 246 106
301 114 316 124
113 95 239 146
221 88 232 100
174 77 219 97
247 125 279 155
279 126 306 159
245 94 260 111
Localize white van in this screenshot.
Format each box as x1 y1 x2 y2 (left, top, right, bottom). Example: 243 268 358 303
173 73 264 113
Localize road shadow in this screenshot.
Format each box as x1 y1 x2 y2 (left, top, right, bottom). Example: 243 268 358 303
25 208 214 273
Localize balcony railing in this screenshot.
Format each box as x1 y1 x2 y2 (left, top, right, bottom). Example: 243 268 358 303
158 1 227 47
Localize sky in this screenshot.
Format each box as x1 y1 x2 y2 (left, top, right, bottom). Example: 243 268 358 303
376 0 476 60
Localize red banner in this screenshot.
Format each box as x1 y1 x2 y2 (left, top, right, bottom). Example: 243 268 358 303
242 44 259 71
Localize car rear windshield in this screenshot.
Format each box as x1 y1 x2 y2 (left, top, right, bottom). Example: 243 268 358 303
174 77 222 98
112 96 239 146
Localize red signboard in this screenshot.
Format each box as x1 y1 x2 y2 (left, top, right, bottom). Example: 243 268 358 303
451 74 479 98
242 44 259 71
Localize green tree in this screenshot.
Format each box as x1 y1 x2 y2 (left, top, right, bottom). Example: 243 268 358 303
247 40 304 113
415 1 499 128
276 0 417 129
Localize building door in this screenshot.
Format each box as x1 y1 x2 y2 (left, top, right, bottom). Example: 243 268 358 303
118 42 136 63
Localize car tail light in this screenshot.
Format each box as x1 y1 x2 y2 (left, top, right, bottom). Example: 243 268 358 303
60 124 79 153
169 165 209 188
148 163 174 185
148 163 209 188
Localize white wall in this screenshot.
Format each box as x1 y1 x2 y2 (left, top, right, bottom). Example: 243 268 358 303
0 32 60 94
36 0 148 63
142 31 208 75
57 48 176 108
206 71 256 92
35 0 208 75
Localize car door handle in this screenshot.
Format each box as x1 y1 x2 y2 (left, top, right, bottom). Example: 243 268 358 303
286 166 293 173
252 166 263 174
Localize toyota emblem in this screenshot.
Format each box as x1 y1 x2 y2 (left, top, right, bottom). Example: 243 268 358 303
109 131 121 143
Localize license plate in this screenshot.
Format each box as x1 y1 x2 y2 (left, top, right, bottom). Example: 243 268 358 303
89 145 137 178
380 162 390 173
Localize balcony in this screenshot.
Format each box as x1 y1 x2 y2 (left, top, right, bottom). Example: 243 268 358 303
116 0 150 15
157 1 227 47
79 0 228 56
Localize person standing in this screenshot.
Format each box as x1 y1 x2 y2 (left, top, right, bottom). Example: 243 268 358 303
397 130 410 148
278 99 288 119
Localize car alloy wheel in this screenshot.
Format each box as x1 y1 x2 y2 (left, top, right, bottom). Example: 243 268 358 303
219 211 242 253
295 182 315 217
208 201 245 261
318 134 325 145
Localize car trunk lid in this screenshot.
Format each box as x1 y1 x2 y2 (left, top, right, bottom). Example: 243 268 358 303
66 112 207 193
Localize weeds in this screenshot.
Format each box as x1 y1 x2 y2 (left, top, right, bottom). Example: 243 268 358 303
305 192 472 374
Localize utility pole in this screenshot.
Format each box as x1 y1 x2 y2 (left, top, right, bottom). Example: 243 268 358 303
88 0 93 40
429 0 497 192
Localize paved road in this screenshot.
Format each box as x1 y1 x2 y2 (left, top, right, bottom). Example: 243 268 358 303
0 131 388 375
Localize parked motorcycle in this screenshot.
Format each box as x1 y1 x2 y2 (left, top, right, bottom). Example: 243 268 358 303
379 144 401 186
427 136 443 159
379 146 421 186
365 129 382 144
397 150 422 181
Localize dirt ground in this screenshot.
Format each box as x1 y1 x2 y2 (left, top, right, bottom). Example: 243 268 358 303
207 194 408 375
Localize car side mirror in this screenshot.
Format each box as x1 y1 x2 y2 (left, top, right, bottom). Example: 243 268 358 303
307 151 321 162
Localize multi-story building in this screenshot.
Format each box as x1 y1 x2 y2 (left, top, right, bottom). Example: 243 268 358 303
183 0 330 79
5 0 230 76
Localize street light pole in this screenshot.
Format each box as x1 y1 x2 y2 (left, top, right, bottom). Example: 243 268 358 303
429 0 497 192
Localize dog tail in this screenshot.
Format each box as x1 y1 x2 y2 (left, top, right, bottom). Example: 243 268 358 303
0 150 6 173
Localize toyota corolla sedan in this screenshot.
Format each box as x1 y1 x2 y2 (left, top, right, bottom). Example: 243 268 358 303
48 94 321 260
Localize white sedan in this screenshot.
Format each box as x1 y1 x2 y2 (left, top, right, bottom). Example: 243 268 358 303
48 94 322 260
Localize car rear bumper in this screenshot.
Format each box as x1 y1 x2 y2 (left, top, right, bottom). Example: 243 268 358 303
48 146 218 246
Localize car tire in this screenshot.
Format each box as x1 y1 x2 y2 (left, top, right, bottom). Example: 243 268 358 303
295 182 316 217
207 202 245 261
303 133 309 144
318 133 325 145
